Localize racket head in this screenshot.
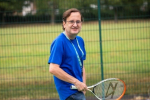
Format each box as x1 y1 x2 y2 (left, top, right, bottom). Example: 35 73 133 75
91 78 126 100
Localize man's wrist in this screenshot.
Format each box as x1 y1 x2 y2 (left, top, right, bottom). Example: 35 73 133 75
73 79 78 85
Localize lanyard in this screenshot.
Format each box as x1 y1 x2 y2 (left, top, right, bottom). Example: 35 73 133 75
63 32 84 67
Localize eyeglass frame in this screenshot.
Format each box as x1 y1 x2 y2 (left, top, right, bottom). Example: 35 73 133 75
66 20 82 25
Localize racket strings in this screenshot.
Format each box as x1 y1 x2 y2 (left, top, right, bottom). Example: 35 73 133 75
93 81 124 99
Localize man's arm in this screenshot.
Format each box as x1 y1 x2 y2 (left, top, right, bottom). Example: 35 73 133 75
82 65 86 94
82 65 86 85
49 63 87 91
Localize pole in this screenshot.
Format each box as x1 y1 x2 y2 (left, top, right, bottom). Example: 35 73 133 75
97 0 104 81
97 0 105 99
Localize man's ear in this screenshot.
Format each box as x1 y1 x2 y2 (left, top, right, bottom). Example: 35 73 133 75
63 21 66 29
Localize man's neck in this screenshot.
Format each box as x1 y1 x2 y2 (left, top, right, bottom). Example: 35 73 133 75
65 32 76 40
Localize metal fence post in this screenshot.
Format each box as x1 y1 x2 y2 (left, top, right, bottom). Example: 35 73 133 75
97 0 104 81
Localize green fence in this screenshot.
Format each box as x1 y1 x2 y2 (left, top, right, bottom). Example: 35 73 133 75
0 0 150 100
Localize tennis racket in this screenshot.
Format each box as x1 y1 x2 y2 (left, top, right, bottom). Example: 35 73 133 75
71 78 126 100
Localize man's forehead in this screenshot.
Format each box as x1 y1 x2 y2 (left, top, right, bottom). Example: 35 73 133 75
67 12 81 20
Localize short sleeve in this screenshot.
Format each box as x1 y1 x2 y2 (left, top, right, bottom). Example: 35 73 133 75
48 39 64 65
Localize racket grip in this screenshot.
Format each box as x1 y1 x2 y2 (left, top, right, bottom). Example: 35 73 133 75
70 85 77 89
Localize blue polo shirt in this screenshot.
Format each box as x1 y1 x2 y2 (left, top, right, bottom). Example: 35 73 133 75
48 32 86 100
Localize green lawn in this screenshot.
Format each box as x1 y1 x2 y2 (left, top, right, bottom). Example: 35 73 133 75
0 19 150 99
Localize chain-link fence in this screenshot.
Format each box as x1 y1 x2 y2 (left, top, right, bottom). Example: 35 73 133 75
0 0 150 100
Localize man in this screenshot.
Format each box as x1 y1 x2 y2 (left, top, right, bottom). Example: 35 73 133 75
48 8 87 100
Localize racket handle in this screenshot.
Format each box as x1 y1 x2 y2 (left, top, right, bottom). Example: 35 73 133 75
70 85 77 89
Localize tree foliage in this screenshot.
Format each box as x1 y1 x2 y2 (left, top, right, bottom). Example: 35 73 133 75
0 0 149 24
0 0 24 12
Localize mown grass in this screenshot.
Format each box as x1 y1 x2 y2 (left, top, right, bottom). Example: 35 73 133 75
0 19 150 99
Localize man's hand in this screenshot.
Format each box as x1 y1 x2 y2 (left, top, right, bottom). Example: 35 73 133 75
74 81 87 92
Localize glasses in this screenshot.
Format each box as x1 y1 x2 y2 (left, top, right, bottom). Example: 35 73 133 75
66 20 82 25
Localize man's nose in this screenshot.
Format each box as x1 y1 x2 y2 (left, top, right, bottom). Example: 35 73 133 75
72 22 78 26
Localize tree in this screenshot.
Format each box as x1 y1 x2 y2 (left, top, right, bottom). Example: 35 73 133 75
33 0 59 24
0 0 24 24
102 0 144 22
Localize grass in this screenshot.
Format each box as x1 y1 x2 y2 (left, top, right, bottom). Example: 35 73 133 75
0 19 150 99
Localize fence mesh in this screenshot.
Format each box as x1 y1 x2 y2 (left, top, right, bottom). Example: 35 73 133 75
0 0 150 100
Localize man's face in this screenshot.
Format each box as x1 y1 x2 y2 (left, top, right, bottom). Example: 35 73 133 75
63 12 82 39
